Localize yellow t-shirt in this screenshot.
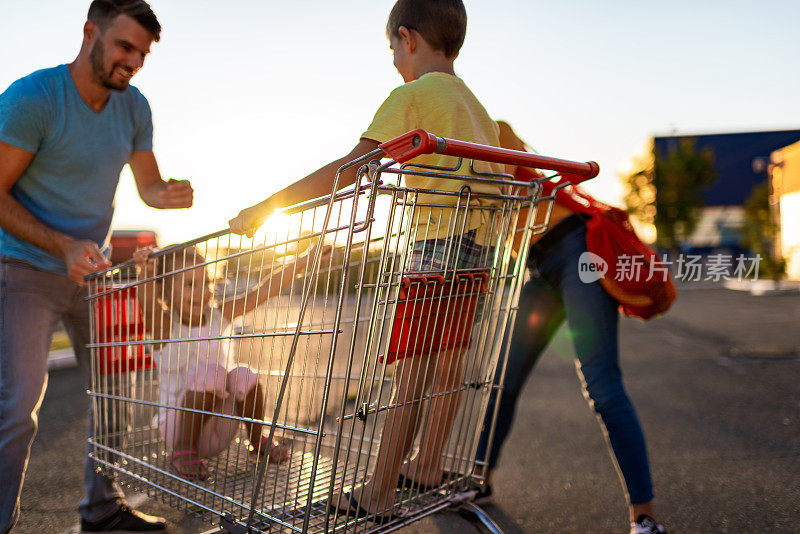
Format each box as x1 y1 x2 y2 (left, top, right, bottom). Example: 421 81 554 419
361 72 502 245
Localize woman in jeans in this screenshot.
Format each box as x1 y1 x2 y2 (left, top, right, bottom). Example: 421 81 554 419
475 122 667 534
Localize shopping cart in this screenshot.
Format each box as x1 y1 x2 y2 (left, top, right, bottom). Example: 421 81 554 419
85 129 598 534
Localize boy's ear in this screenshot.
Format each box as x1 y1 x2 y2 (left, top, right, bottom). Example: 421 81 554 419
397 25 417 53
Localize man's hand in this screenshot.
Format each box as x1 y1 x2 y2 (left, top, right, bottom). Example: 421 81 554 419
129 151 193 209
157 178 193 209
63 240 111 285
229 203 273 238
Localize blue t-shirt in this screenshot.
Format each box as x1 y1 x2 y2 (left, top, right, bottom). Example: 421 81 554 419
0 64 153 273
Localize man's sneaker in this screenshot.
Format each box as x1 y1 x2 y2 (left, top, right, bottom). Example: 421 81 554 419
630 514 667 534
81 502 166 533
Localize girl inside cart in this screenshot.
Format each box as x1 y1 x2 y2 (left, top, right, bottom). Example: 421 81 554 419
133 241 330 480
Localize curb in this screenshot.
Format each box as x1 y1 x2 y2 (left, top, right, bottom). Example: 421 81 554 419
724 279 800 296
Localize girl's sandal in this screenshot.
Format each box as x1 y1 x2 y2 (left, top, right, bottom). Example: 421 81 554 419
249 436 291 464
170 449 208 480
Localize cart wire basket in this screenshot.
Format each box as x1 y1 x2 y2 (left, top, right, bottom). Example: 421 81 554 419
85 129 598 534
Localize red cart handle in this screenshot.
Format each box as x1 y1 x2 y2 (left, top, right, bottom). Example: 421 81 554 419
379 129 599 182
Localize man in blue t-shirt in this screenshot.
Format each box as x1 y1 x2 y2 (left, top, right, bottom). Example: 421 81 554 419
0 1 193 532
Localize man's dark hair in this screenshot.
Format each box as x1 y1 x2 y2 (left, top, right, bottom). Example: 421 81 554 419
387 0 466 59
88 0 161 42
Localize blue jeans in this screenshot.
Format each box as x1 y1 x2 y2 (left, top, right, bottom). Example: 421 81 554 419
0 258 124 533
476 223 654 505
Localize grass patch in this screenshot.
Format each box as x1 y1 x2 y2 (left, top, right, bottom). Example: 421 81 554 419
50 330 71 352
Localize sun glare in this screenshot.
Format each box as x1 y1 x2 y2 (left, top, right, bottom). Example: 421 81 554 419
250 212 298 253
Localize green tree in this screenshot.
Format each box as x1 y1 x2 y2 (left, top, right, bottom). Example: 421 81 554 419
624 138 718 249
740 182 786 280
622 148 657 237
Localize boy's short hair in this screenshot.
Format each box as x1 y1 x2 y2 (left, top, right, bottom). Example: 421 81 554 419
88 0 161 42
386 0 467 59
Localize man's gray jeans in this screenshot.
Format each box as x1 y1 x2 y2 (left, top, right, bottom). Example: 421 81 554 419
0 257 124 533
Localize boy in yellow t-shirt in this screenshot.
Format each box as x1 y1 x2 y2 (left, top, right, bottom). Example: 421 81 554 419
229 0 499 520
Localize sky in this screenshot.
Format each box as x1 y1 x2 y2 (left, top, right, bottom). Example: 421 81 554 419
2 0 798 244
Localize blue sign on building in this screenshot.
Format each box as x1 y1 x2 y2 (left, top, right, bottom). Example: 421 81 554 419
654 129 800 207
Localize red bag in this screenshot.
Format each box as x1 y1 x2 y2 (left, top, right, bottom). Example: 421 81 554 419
518 167 676 320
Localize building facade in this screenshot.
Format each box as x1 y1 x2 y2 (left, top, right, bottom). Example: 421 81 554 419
624 129 800 256
771 140 800 280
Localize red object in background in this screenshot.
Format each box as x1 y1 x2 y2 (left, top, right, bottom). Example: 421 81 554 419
109 230 158 264
94 286 152 375
384 272 489 365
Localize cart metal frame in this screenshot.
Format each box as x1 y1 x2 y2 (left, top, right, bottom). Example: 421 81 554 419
85 129 598 534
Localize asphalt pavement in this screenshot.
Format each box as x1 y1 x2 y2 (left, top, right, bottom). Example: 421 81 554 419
15 287 800 533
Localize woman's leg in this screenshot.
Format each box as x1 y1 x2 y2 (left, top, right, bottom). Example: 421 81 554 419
475 275 565 483
552 232 656 520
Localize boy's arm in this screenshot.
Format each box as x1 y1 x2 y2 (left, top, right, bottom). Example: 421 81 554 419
229 139 380 237
219 244 332 322
133 249 173 349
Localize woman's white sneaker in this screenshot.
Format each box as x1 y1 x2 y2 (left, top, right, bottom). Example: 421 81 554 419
630 515 666 534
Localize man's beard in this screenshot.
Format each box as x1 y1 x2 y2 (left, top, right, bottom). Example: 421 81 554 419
89 39 130 91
